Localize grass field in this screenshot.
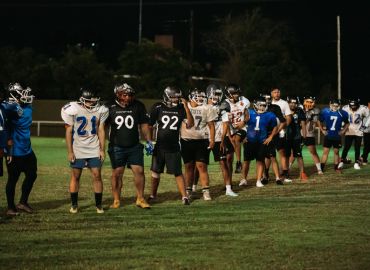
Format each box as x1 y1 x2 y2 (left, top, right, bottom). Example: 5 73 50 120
0 137 370 269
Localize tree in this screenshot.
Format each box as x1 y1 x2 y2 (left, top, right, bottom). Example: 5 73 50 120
203 8 312 98
116 39 202 98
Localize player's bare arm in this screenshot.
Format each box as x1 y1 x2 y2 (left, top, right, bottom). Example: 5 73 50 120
182 98 194 128
339 122 350 136
98 121 106 161
264 126 278 145
285 114 292 126
140 123 152 141
300 120 307 138
207 121 215 149
65 125 75 162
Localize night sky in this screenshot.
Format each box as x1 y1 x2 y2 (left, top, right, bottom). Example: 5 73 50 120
1 0 369 101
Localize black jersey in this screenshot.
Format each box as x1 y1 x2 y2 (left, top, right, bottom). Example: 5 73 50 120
149 102 186 152
287 108 306 140
267 104 286 134
106 100 149 147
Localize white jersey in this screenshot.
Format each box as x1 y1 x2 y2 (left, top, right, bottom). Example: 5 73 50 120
222 96 250 135
181 103 218 140
272 99 292 138
61 102 109 159
304 107 320 137
208 105 225 142
363 114 370 133
342 105 369 136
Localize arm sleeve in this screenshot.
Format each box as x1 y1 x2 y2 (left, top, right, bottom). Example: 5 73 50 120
149 104 159 126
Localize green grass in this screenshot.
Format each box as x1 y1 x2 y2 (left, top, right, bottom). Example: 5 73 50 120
0 137 370 269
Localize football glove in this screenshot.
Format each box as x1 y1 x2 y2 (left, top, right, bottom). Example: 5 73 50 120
145 141 154 156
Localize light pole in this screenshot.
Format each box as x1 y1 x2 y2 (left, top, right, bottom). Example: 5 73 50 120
138 0 143 45
337 15 341 99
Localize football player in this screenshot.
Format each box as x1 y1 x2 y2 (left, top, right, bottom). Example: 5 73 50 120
242 97 277 187
361 101 370 164
285 97 308 181
258 93 286 185
105 83 152 209
206 83 238 197
339 98 369 169
61 89 108 214
148 86 194 205
180 88 217 200
5 83 37 216
223 84 250 174
270 88 292 181
319 99 349 173
302 96 323 174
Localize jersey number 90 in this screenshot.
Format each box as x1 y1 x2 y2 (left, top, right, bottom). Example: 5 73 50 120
115 115 134 129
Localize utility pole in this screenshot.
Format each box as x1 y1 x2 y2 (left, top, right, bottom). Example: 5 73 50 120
337 15 341 99
190 9 194 61
138 0 143 45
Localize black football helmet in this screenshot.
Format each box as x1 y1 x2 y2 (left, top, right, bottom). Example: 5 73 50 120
253 97 268 113
206 83 223 105
8 82 34 104
114 83 135 106
79 89 100 111
348 98 360 111
163 86 182 107
225 83 241 103
260 93 272 105
287 96 300 110
189 88 206 106
329 98 341 112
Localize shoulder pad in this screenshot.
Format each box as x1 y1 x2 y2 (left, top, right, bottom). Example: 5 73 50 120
219 100 231 112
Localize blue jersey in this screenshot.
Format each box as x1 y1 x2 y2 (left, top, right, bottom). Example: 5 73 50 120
247 109 277 143
0 102 23 149
8 103 32 156
320 108 349 139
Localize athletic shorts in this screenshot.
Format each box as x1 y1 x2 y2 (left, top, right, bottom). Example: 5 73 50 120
212 137 234 162
108 143 144 169
265 136 277 158
180 139 210 164
70 157 102 169
243 141 267 162
304 137 316 146
232 129 247 141
285 139 303 158
276 137 287 151
150 147 182 176
323 137 342 149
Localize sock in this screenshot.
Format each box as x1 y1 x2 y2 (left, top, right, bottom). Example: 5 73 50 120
192 184 197 191
315 163 322 171
202 187 210 193
289 163 293 169
71 192 78 207
95 192 103 207
321 163 325 171
226 184 232 192
282 170 289 177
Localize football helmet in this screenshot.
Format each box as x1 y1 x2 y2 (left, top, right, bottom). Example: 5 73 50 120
329 98 341 112
225 84 241 103
348 98 360 111
260 93 272 105
287 96 299 111
253 97 268 113
163 86 182 107
114 83 135 106
189 88 206 106
303 95 316 110
206 83 223 105
8 82 34 104
79 89 100 111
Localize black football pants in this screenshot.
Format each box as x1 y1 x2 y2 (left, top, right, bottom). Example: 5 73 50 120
341 135 362 163
362 133 370 162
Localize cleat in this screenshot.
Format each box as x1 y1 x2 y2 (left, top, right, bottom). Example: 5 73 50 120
256 180 264 187
225 190 238 197
317 170 324 175
186 190 193 200
6 208 20 217
284 178 293 183
109 200 121 209
300 172 309 181
69 206 78 214
363 162 367 166
239 179 248 186
337 162 344 169
343 158 352 164
16 203 33 214
235 161 242 173
335 169 342 174
147 195 156 203
354 163 361 170
276 179 284 185
261 178 269 185
202 190 212 201
136 198 151 209
182 197 190 205
96 206 104 214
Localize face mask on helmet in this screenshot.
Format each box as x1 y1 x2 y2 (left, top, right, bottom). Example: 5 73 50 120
114 83 135 106
163 87 182 107
288 97 299 111
79 89 100 111
190 90 206 106
206 84 223 105
8 83 34 104
253 99 268 113
303 96 315 110
329 99 341 112
260 94 271 105
225 85 241 103
349 99 360 111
